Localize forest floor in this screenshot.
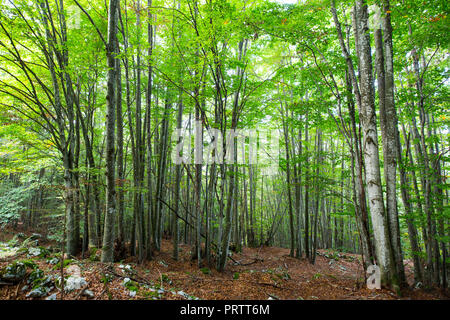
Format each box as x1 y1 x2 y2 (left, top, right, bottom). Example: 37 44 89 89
0 228 448 300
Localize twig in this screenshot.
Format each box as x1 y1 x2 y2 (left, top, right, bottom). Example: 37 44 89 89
14 280 21 298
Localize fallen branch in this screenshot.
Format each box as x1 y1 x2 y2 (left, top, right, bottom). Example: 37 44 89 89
14 280 21 298
232 258 264 266
255 282 298 292
104 265 152 286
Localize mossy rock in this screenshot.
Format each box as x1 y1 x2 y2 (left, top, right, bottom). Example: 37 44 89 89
0 260 37 283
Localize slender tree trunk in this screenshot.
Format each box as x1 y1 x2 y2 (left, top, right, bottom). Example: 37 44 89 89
101 0 119 263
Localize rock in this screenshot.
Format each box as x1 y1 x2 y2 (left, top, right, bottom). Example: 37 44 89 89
28 268 45 285
66 265 81 277
41 275 54 287
1 262 27 283
26 287 47 298
30 233 42 240
28 247 42 257
46 293 57 300
64 276 87 292
47 257 59 265
81 289 95 299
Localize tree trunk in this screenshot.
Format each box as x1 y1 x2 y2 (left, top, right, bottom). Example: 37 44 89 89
101 0 119 263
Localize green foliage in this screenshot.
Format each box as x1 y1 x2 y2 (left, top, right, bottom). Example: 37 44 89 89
161 274 172 285
101 273 114 284
0 182 29 226
89 248 100 262
143 289 161 300
312 273 322 280
0 0 447 285
53 259 74 270
123 278 139 292
200 267 211 275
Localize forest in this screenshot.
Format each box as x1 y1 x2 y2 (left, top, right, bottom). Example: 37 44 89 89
0 0 448 302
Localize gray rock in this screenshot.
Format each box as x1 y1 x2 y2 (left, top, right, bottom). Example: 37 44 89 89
82 289 95 299
64 276 87 291
26 287 47 298
2 262 27 282
45 293 57 300
41 275 54 287
28 247 42 257
47 257 59 265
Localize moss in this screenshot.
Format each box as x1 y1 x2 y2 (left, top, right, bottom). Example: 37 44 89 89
200 267 211 275
89 248 100 262
0 259 36 283
53 259 73 269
